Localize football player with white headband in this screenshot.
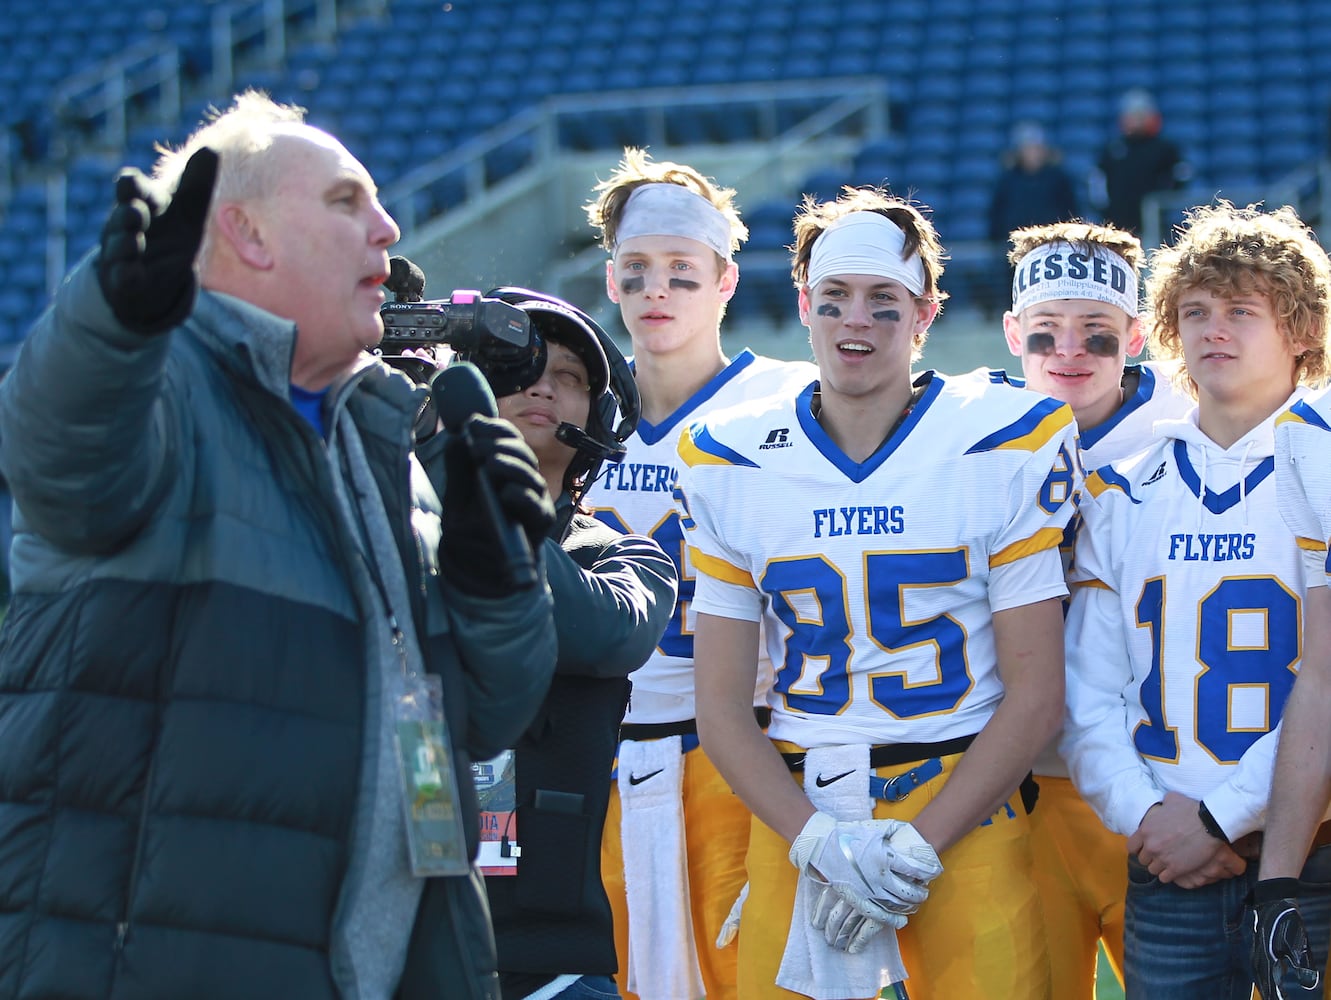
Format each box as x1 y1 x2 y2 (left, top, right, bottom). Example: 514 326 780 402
681 186 1079 999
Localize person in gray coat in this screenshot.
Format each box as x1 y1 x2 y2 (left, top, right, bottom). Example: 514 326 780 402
0 90 557 1000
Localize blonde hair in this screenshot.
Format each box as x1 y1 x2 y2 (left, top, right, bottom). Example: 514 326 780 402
1145 201 1331 393
584 147 748 264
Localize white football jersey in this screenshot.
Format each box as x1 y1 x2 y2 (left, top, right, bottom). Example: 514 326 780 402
1036 360 1193 778
675 370 1079 749
1275 389 1331 588
1080 362 1194 468
582 349 817 725
1063 392 1310 840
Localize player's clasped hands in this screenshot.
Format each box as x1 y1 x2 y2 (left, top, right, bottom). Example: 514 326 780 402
789 812 944 954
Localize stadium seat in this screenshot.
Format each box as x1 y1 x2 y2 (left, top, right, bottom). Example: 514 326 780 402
2 0 1329 344
744 200 795 253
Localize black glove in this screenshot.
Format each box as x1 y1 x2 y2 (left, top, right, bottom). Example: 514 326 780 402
96 146 219 335
1250 878 1322 999
439 414 554 597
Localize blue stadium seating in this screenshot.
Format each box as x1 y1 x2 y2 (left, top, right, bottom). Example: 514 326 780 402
2 0 1329 337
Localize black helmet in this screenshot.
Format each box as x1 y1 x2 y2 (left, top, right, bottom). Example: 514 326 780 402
466 287 639 502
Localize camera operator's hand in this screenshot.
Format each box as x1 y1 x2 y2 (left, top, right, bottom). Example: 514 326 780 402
97 146 218 335
440 414 554 597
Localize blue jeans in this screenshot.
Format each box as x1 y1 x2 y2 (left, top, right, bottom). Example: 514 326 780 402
549 975 620 999
1124 843 1331 999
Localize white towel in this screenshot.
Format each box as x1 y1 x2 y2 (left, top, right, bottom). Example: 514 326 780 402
776 745 909 1000
617 736 705 1000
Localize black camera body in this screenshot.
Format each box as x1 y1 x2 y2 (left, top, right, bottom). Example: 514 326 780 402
380 291 532 363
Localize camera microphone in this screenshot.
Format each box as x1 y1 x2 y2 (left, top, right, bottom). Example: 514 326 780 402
435 362 539 589
386 255 426 302
555 422 627 464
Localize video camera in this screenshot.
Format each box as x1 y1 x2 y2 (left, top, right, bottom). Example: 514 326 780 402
377 256 540 382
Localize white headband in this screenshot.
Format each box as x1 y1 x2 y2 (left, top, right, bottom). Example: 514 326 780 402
614 183 734 261
806 212 926 295
1011 242 1138 317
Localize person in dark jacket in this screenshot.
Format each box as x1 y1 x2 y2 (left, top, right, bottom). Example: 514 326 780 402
0 90 558 1000
987 122 1079 246
455 290 677 1000
987 122 1079 316
1090 89 1192 237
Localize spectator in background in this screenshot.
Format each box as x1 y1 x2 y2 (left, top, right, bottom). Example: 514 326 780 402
987 122 1079 315
0 91 559 998
988 122 1079 246
1090 88 1191 237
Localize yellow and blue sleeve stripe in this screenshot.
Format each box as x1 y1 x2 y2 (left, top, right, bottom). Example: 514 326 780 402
1085 466 1139 502
991 526 1065 568
678 423 761 469
964 397 1072 455
1277 399 1331 431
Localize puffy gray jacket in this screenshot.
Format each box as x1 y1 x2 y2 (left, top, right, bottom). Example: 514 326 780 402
0 260 556 999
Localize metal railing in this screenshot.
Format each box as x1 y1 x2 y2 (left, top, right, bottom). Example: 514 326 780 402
1142 159 1331 250
210 0 342 95
381 76 892 234
50 40 183 153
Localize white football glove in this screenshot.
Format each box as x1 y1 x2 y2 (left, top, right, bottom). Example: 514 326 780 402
809 886 887 954
716 881 748 948
883 820 944 885
789 812 941 951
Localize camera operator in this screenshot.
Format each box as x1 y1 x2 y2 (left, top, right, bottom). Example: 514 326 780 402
390 276 677 998
0 91 557 999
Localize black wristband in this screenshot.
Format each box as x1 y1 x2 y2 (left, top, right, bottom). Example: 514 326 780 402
1254 877 1303 905
1198 801 1228 842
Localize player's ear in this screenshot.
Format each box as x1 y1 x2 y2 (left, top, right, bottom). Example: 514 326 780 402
1126 317 1146 358
797 285 812 326
605 259 620 304
717 260 739 302
914 297 940 332
1002 312 1024 357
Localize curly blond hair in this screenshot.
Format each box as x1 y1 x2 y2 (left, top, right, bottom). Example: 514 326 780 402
1145 201 1331 393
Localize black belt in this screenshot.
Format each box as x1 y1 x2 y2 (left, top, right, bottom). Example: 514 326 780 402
619 706 772 743
780 734 1040 815
781 734 977 773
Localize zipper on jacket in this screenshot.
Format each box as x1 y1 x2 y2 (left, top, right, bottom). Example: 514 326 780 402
112 704 164 958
